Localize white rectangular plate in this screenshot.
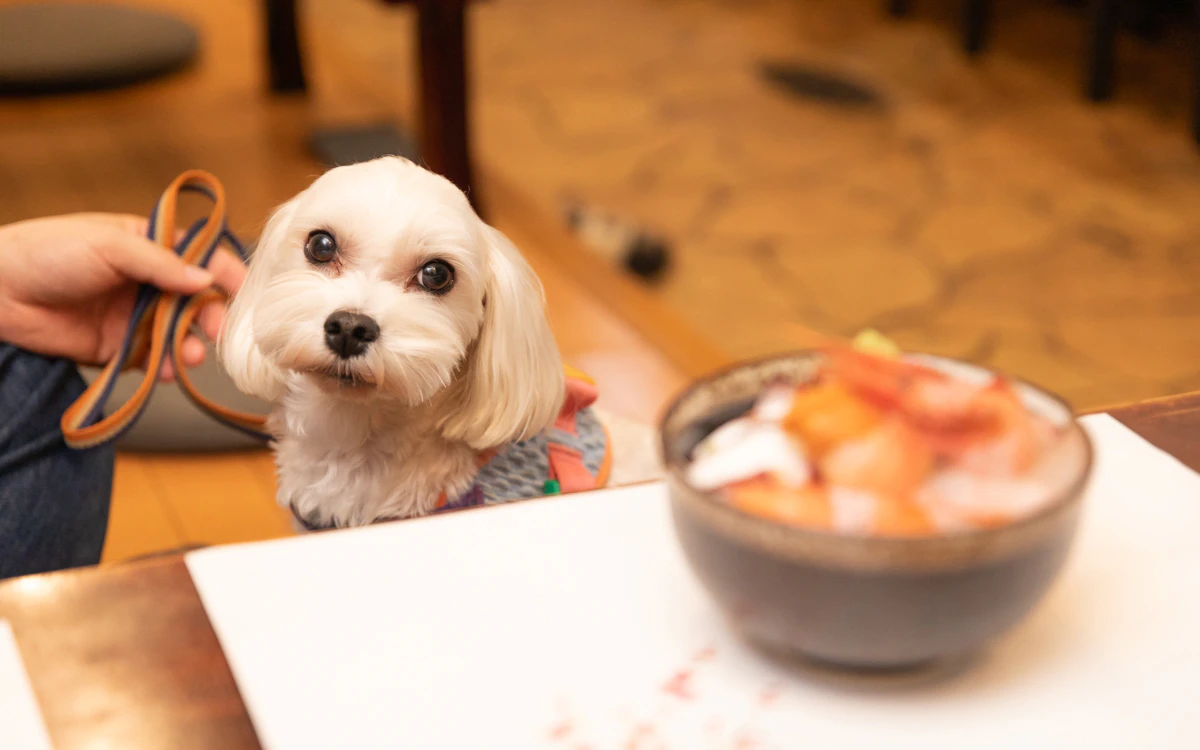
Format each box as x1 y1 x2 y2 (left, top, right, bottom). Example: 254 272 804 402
0 620 53 750
187 414 1200 749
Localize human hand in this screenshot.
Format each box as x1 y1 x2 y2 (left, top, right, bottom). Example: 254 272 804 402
0 212 247 378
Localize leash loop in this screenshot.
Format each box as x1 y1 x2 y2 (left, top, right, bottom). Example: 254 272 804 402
61 170 271 448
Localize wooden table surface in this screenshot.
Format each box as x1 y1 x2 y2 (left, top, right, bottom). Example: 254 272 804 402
3 393 1196 750
2 203 1197 749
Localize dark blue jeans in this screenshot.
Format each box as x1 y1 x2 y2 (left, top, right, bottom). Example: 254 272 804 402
0 344 113 579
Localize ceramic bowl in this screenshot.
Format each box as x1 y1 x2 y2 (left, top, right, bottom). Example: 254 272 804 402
660 351 1093 671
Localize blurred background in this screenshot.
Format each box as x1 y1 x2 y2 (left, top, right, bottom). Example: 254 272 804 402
2 0 1198 556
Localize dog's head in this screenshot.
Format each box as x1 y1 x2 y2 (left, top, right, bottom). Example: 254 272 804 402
219 157 564 449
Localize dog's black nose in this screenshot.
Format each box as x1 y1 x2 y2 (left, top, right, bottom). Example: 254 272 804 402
324 311 379 359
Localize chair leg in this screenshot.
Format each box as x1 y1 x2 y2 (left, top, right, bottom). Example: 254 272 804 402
1086 0 1119 101
417 0 479 214
1193 1 1200 144
1131 0 1163 41
264 0 307 93
964 0 988 56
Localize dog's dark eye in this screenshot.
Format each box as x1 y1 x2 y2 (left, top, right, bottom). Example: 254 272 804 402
418 260 454 294
304 230 337 264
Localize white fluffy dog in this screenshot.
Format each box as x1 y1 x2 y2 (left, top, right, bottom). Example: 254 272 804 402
220 157 656 530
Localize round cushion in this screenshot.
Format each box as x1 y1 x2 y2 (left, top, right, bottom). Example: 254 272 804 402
0 3 199 95
79 344 272 453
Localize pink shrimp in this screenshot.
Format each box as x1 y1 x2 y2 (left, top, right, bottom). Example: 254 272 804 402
925 380 1047 474
916 470 1050 529
822 347 1045 472
820 345 951 417
823 346 999 428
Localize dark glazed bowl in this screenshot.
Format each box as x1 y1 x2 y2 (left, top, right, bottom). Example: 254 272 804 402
660 351 1094 671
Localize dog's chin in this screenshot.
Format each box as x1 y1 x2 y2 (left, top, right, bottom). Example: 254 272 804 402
301 368 379 399
279 352 455 406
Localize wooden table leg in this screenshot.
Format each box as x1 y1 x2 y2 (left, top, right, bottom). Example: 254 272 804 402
416 0 481 215
1085 0 1119 101
264 0 307 93
964 0 988 56
1194 0 1200 145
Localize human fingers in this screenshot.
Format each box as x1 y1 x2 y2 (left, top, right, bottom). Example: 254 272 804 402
93 224 213 294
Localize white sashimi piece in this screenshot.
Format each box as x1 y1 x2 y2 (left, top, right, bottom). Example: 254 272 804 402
916 470 1051 527
1025 427 1087 492
918 426 1086 530
687 422 811 491
690 417 755 460
912 481 977 533
955 432 1034 475
918 500 977 534
751 384 797 423
828 487 879 535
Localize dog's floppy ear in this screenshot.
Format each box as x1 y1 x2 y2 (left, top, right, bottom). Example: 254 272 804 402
218 199 297 402
439 225 565 449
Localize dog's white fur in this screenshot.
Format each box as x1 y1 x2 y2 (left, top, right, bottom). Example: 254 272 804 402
220 157 657 529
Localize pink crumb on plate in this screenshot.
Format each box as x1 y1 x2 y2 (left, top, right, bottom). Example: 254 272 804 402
662 668 696 701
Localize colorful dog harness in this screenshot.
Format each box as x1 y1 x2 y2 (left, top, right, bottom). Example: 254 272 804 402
291 365 612 531
444 366 611 506
61 171 611 528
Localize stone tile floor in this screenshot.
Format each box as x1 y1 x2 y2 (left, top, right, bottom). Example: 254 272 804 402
438 0 1200 409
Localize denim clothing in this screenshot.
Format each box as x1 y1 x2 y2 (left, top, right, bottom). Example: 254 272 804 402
0 344 112 579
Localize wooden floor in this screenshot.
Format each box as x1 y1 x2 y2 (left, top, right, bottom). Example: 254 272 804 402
446 0 1200 410
102 453 287 562
281 0 1200 410
0 0 730 563
4 0 1198 562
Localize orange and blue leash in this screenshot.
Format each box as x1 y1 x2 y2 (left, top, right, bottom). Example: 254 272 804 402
61 170 272 449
